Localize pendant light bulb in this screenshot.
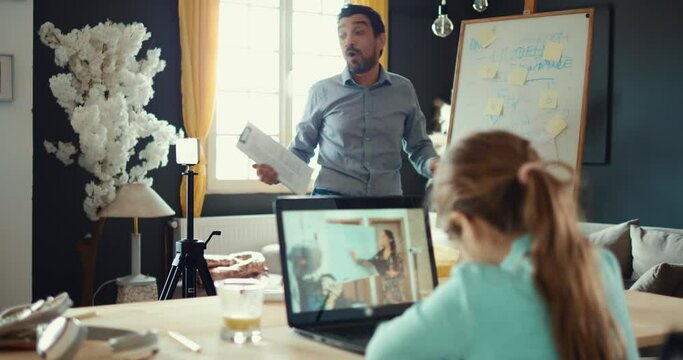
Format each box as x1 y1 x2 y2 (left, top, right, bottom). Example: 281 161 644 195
472 0 489 13
432 0 454 38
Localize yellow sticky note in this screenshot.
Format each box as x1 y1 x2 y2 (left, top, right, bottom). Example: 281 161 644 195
485 98 504 116
538 90 558 109
507 67 528 85
543 42 564 61
479 63 498 79
546 115 568 138
475 27 496 48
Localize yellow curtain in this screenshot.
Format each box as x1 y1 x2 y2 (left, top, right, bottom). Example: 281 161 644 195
178 0 219 217
351 0 389 69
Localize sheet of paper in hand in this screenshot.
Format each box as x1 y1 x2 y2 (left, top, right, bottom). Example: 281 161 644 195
237 122 314 195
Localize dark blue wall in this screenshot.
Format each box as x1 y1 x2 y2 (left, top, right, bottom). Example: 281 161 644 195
554 0 683 228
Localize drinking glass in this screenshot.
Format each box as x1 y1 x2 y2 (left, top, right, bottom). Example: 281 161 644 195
216 278 265 344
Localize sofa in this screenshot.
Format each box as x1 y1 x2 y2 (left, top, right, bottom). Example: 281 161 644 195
579 220 683 297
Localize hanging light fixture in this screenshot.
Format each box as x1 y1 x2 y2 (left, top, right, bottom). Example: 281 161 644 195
473 0 489 13
432 0 454 38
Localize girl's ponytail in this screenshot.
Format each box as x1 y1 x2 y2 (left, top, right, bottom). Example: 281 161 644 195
521 162 625 360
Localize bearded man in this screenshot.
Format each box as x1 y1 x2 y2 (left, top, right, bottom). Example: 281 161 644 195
254 5 437 196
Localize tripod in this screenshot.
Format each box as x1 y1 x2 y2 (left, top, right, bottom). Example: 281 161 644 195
159 167 220 300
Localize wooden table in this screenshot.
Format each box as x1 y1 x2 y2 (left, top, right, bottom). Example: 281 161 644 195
626 290 683 348
1 291 682 359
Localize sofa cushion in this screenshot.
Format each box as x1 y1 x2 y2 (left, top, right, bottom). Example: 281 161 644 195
586 219 639 279
629 263 683 298
631 225 683 279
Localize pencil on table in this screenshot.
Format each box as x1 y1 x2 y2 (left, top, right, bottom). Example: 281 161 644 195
167 330 201 352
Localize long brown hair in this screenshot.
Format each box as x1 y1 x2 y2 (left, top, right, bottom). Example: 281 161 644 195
433 131 625 360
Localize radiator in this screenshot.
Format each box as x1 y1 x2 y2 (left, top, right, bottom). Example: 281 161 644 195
172 215 278 255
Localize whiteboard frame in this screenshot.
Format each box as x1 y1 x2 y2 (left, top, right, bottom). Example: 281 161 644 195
447 8 595 173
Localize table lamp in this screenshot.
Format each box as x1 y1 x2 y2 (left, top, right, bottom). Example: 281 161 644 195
99 183 175 302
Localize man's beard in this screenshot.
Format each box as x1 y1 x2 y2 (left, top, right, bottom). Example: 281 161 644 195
346 47 379 75
348 57 377 74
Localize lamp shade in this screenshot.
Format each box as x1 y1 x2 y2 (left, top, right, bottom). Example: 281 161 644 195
98 183 175 218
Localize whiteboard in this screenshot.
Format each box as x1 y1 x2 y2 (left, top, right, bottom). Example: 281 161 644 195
324 223 378 283
447 9 594 169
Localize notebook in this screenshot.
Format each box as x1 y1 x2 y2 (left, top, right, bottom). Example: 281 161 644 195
274 196 438 354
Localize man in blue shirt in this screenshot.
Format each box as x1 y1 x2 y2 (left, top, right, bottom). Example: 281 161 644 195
254 5 438 196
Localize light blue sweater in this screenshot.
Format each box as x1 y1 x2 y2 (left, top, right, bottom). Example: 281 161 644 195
366 235 639 359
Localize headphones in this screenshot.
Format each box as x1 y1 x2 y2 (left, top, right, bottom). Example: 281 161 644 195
0 292 158 360
36 316 158 360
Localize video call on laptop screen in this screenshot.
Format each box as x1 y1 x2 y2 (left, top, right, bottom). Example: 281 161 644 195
281 207 437 315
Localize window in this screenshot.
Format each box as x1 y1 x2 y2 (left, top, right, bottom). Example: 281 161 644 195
208 0 346 193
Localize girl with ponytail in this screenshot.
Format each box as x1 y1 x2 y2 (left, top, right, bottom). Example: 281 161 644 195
366 130 638 360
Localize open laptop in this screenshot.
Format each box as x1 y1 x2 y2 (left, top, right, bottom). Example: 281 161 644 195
274 196 439 354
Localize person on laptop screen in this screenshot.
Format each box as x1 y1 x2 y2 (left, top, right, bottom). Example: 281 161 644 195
253 4 438 196
366 131 639 359
288 245 351 312
350 229 405 304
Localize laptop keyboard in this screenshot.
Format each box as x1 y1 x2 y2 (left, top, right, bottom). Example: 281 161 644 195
313 324 377 346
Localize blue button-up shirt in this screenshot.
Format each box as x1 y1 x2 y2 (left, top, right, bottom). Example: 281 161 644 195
288 66 437 196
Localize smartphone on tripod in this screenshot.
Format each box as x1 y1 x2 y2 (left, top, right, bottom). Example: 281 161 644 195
159 138 221 300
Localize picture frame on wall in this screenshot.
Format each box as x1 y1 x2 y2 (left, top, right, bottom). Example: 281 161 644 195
0 55 13 101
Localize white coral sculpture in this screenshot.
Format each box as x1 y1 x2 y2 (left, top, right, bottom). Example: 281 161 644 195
39 21 182 220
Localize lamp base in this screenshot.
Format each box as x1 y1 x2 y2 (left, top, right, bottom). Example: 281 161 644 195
116 275 158 303
116 274 156 286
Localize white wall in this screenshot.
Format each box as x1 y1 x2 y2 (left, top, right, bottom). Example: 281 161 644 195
0 0 33 309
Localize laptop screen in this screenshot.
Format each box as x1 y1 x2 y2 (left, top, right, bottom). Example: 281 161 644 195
275 196 438 325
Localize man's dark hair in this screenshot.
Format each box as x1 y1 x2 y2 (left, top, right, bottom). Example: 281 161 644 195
338 4 385 37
